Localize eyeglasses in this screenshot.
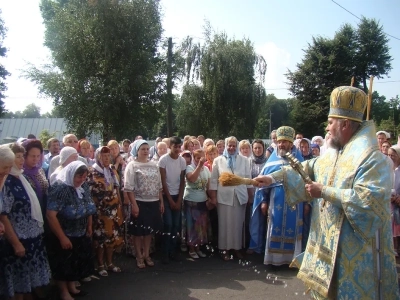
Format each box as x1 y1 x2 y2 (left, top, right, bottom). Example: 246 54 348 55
67 140 79 143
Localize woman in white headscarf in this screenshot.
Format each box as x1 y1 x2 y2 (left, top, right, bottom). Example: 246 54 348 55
209 137 253 261
49 146 78 186
0 143 51 299
47 161 96 300
87 146 124 276
124 140 163 268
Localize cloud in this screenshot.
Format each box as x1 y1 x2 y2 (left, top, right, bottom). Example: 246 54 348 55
256 42 291 98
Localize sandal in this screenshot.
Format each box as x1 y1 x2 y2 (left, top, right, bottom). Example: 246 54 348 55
136 258 146 269
220 251 230 261
107 263 121 273
189 251 199 259
144 257 154 267
98 265 108 277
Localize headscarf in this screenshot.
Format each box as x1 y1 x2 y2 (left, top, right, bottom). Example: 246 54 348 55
9 165 43 227
59 146 78 165
222 137 239 170
92 146 118 189
311 136 324 146
130 140 148 158
300 138 313 159
251 140 267 165
21 139 45 200
311 143 320 150
390 145 400 158
56 160 87 198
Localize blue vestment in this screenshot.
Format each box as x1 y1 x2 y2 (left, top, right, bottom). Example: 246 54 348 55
249 147 304 262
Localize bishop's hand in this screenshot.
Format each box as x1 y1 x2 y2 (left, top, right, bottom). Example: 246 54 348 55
254 175 273 187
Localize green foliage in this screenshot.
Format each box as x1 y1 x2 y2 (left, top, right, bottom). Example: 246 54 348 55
2 103 41 118
26 0 163 141
370 91 390 125
354 17 392 91
286 18 392 137
0 9 10 116
176 27 267 139
39 129 56 149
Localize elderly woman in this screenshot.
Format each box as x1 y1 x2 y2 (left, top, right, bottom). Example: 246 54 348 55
49 146 78 186
0 143 51 300
21 139 49 217
210 137 253 260
88 146 124 276
47 161 96 300
124 140 163 268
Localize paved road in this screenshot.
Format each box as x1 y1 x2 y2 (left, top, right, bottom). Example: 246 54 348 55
78 252 310 300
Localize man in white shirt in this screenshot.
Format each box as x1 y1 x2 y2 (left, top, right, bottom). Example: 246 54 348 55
158 136 187 264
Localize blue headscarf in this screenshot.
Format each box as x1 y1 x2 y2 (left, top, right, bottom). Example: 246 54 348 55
222 137 239 170
130 139 148 157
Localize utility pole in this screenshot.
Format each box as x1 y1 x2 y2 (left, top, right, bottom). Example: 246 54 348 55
269 109 272 136
166 37 173 137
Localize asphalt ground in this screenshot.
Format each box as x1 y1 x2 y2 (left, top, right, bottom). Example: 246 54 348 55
73 250 311 300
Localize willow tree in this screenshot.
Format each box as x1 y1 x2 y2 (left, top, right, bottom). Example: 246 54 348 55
26 0 163 141
176 27 267 139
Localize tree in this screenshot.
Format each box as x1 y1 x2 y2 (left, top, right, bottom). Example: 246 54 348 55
370 91 390 125
42 105 63 118
39 129 56 149
0 9 10 116
354 17 392 91
176 26 267 139
286 18 392 136
26 0 163 142
22 103 41 118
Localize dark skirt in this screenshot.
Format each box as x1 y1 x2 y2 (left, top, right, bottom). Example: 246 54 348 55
128 200 163 236
46 234 94 281
0 235 51 298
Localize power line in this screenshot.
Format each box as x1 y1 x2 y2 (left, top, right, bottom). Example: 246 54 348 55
331 0 400 41
375 80 400 84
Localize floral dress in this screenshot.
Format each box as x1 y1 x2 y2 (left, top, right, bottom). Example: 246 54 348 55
0 174 51 298
88 168 124 250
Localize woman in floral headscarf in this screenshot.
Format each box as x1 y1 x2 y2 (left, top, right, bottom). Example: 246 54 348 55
87 146 124 277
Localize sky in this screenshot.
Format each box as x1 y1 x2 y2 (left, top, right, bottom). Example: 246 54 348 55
0 0 399 114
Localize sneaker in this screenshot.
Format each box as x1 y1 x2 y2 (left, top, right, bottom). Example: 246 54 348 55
189 251 199 259
180 244 188 252
196 250 207 258
81 276 92 282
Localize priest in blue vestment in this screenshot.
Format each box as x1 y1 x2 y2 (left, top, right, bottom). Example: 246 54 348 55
249 126 304 265
255 86 399 300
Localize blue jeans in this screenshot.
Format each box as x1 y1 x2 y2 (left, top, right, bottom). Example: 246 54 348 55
162 195 181 255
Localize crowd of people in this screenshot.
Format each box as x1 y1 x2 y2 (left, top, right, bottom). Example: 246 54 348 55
0 85 399 299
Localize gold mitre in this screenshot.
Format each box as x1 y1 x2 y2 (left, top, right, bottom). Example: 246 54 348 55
328 86 367 122
276 126 295 143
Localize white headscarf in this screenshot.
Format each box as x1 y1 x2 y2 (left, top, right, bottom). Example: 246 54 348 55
9 166 43 227
56 160 87 198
